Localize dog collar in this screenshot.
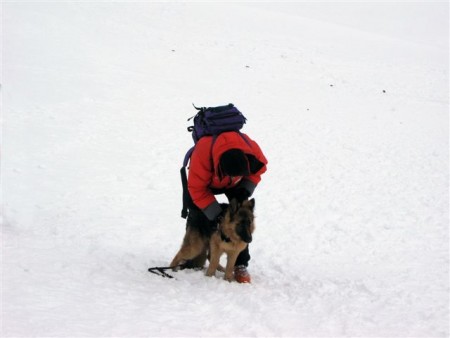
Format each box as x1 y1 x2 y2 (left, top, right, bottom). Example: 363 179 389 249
220 231 231 243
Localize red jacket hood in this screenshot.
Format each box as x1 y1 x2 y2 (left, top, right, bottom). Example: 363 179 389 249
211 132 255 174
187 131 267 211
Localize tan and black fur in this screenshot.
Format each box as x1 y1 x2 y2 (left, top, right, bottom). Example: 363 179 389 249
206 198 255 281
170 198 255 281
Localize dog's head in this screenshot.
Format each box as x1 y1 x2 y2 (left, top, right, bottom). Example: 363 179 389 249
223 198 255 243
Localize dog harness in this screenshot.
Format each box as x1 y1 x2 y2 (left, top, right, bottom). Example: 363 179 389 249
220 230 231 243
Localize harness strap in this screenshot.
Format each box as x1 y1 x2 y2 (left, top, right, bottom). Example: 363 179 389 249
148 263 200 279
220 230 231 243
148 266 176 278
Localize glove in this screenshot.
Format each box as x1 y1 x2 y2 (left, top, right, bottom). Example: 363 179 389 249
207 205 227 231
216 204 228 223
233 188 251 203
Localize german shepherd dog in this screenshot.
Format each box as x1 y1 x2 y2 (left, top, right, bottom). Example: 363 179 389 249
170 198 255 282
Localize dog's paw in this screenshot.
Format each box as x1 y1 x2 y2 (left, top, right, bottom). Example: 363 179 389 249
224 273 234 282
169 260 185 271
205 269 215 277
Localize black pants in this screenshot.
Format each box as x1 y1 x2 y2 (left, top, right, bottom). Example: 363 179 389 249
186 189 251 267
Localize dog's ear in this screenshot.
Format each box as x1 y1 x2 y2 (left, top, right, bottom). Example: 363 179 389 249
244 198 255 212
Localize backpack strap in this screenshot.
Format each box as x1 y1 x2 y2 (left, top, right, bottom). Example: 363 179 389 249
192 103 204 111
183 146 195 168
238 131 252 148
180 140 214 218
180 146 195 218
180 165 190 219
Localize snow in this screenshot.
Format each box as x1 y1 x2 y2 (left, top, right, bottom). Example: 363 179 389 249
2 2 449 337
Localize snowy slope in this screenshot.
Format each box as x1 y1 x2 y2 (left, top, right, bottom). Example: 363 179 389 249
2 2 449 337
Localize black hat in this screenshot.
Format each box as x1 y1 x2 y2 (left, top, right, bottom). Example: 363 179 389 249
219 149 250 176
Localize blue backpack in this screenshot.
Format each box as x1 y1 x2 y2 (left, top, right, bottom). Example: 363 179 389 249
188 103 247 143
180 103 247 218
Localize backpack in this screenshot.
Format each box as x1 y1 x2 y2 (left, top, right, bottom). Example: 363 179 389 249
180 103 247 218
188 103 247 143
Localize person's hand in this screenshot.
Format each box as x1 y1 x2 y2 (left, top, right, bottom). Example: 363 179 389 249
234 188 250 202
207 206 226 231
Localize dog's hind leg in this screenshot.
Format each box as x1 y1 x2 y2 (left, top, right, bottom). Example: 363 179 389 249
189 248 208 269
170 247 205 270
170 229 208 270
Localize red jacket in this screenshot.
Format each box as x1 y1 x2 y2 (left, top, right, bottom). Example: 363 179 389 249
188 132 267 217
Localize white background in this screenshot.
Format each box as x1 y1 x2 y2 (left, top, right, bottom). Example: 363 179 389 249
2 2 449 337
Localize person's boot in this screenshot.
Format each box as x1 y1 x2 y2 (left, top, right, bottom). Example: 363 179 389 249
234 265 251 283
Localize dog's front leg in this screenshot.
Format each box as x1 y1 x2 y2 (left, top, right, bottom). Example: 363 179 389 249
224 251 241 281
206 240 221 277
